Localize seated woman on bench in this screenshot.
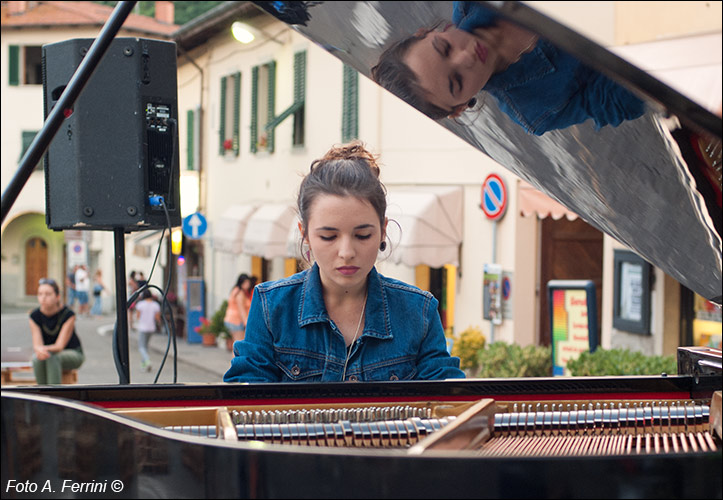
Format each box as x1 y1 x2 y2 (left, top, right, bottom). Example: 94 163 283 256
28 278 84 384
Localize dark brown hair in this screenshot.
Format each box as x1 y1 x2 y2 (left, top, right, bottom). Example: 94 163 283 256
297 141 387 247
371 25 452 120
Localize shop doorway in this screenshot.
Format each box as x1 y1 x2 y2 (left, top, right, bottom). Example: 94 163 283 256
538 217 603 346
25 237 48 295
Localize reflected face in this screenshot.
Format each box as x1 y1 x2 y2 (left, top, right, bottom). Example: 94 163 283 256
304 194 386 294
404 27 495 116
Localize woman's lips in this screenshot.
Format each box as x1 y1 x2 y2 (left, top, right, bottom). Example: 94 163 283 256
337 266 360 276
475 42 488 64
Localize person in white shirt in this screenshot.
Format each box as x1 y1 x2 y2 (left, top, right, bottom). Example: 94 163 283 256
134 289 161 372
74 265 91 316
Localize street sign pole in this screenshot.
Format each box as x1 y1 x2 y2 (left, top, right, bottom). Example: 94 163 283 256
481 173 508 343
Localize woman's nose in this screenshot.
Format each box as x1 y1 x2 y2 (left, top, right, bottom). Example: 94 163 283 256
452 44 475 69
337 236 355 259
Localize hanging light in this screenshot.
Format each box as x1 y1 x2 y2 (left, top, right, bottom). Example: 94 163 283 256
232 22 255 44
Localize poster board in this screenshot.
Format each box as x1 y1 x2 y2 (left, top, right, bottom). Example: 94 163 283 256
547 280 599 376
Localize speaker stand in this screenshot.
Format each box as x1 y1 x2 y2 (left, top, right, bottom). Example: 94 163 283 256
113 228 130 384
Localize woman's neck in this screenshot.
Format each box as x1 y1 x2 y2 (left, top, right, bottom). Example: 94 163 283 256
39 303 61 316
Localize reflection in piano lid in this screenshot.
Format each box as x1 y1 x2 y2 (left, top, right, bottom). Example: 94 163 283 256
255 0 722 303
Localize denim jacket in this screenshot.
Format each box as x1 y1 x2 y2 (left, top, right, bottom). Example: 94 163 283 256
453 1 645 135
224 264 465 383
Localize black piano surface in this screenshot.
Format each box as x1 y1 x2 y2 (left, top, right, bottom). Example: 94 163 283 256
2 371 722 499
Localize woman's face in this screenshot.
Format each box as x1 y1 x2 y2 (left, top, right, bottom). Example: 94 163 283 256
37 284 59 309
303 194 386 294
404 26 495 117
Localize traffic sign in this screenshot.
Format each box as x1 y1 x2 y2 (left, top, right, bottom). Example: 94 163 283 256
182 212 207 239
481 173 508 221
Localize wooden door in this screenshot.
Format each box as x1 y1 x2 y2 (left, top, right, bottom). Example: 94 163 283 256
539 218 603 346
25 237 48 295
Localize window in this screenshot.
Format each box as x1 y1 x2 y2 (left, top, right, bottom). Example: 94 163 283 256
342 64 359 142
8 45 42 86
263 52 306 147
250 61 276 153
219 72 240 156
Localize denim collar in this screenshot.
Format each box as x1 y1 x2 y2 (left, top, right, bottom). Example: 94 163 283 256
298 264 392 340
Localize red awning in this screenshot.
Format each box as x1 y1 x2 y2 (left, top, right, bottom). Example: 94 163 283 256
518 180 578 221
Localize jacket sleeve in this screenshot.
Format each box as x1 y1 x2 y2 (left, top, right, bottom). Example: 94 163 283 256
223 290 283 382
415 295 466 380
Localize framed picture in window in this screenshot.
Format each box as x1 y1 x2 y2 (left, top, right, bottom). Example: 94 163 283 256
613 250 651 334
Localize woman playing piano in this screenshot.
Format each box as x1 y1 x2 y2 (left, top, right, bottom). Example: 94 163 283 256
224 142 465 382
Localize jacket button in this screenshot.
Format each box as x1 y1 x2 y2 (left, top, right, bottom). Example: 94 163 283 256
348 375 358 382
291 365 301 376
389 374 399 381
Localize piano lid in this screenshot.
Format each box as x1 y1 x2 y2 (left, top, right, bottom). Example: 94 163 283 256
252 1 722 304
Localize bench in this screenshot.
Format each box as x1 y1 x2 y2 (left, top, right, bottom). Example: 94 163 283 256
1 346 78 385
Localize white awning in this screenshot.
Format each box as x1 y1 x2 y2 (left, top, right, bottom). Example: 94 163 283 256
212 203 258 253
242 202 297 259
130 229 164 257
384 186 463 267
518 180 579 221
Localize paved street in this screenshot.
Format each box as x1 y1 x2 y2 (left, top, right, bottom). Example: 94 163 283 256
1 307 234 386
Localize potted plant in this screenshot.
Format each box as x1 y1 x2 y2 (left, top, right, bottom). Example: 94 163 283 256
194 301 230 347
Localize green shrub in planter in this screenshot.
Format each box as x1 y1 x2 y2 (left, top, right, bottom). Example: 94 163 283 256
473 342 552 378
566 347 677 376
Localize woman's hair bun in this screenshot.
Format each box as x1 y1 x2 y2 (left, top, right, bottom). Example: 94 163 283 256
315 140 381 178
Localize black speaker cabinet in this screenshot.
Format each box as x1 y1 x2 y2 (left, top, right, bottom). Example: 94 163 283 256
43 37 181 231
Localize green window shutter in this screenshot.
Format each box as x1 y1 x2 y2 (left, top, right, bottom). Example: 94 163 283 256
21 130 42 170
293 51 306 146
250 66 258 153
187 109 194 170
233 71 241 156
342 64 359 142
267 61 276 153
265 101 303 131
219 76 227 155
294 51 306 103
9 45 19 86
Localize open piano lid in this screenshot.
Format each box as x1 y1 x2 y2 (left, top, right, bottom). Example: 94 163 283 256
253 1 722 304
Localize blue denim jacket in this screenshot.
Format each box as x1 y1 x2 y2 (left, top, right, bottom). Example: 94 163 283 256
453 1 645 135
224 264 465 382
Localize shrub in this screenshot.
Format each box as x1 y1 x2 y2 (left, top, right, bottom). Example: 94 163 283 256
566 347 677 376
474 342 552 378
450 326 486 372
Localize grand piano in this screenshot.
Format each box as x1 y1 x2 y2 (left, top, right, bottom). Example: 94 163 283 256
2 1 721 498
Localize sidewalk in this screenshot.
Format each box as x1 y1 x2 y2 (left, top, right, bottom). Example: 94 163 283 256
1 306 233 383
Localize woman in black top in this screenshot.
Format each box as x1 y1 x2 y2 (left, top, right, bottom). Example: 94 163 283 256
28 278 84 384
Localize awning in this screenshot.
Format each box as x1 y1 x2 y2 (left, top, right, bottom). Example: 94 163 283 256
212 203 258 253
286 217 303 259
518 180 578 221
384 186 463 267
242 202 297 259
131 229 164 257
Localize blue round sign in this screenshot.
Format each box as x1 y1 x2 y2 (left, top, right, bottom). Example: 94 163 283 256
481 173 508 221
182 212 207 240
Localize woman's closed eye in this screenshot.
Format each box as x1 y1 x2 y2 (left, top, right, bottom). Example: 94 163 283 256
319 234 372 241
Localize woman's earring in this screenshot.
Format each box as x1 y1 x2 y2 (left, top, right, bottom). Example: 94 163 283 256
379 241 387 252
467 97 477 108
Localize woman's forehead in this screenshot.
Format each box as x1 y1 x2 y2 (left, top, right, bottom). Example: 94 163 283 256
308 194 378 225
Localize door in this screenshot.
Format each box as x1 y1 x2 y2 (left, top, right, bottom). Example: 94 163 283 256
539 218 603 346
25 237 48 295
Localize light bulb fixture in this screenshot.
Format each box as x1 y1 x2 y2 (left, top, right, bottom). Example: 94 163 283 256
232 21 255 44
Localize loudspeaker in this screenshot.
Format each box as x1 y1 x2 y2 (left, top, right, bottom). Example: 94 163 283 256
43 37 181 231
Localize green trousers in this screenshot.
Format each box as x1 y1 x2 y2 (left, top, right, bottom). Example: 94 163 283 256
32 348 84 385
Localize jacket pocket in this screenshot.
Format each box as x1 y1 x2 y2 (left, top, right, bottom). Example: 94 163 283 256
363 356 417 381
275 350 326 381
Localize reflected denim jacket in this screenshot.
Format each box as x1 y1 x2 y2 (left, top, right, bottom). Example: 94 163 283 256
453 1 645 135
224 264 465 383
